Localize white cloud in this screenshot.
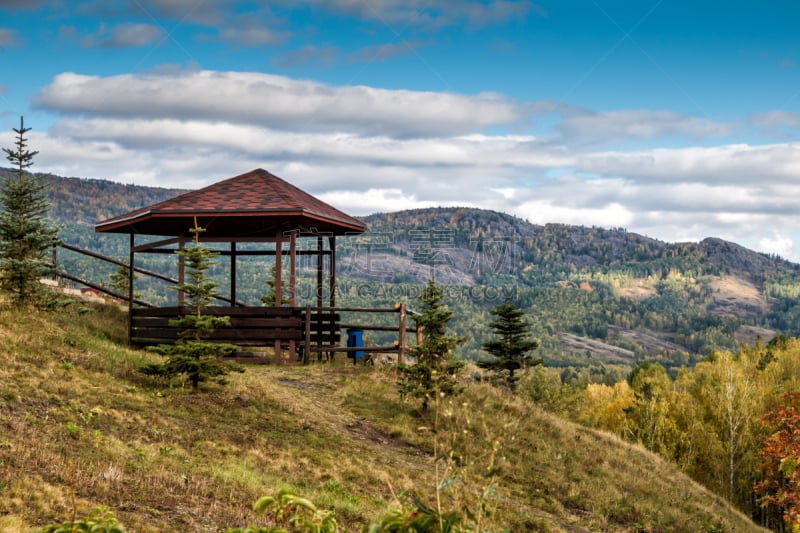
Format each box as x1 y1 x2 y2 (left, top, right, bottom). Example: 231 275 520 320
82 23 164 48
318 188 456 215
560 109 734 142
579 143 800 183
752 110 800 128
35 70 525 138
275 45 339 68
514 200 634 228
758 233 795 260
23 67 800 263
285 0 545 28
216 19 287 46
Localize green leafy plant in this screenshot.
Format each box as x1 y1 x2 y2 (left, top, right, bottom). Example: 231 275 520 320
227 488 339 533
366 492 464 532
36 506 125 533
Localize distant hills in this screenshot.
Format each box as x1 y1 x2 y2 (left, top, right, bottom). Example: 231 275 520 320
10 168 800 376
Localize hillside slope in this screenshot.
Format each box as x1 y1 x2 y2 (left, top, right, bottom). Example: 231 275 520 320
0 303 765 532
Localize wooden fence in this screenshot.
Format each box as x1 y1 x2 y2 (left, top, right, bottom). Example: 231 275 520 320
53 243 417 364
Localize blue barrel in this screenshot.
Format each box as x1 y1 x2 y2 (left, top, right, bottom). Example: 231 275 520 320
346 328 364 359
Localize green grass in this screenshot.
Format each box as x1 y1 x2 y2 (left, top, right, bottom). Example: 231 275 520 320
0 301 766 532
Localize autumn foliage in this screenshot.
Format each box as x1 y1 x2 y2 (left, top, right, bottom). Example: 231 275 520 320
756 391 800 529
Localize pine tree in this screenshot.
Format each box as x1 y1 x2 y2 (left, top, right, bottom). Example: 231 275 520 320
478 301 540 391
141 221 241 389
397 278 464 412
0 117 60 307
109 265 138 301
260 263 289 306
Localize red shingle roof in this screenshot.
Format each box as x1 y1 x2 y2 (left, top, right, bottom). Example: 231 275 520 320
95 168 366 237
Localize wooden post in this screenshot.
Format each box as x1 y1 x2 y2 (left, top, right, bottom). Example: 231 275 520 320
289 231 297 306
328 236 336 362
128 233 135 345
304 305 311 365
328 236 336 308
288 231 296 361
397 302 406 365
177 238 185 307
274 232 283 364
316 236 324 308
230 242 237 305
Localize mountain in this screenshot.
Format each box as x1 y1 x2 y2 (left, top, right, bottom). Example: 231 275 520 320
352 208 800 375
11 169 800 376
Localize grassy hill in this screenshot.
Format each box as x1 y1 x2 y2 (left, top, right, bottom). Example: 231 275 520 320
0 302 765 532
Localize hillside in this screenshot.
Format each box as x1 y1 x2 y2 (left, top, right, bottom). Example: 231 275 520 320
14 169 800 373
0 302 766 532
345 209 800 373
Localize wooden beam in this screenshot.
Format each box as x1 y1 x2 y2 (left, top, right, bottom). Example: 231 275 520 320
274 231 283 364
304 305 311 365
329 236 336 308
398 302 406 365
289 230 296 360
128 233 135 345
177 238 185 307
133 237 182 252
230 242 237 306
316 236 323 308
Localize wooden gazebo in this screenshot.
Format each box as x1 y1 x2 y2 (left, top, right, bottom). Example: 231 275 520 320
95 168 367 362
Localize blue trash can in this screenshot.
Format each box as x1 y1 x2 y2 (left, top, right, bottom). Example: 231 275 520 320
346 328 364 360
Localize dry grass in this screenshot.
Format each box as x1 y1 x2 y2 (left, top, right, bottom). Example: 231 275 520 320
0 302 766 532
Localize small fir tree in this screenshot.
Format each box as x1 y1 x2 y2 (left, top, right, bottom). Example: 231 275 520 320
0 117 60 307
397 278 464 412
478 301 540 391
109 264 138 301
260 263 289 306
141 221 241 389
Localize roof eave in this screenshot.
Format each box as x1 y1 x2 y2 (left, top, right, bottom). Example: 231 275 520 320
95 208 366 235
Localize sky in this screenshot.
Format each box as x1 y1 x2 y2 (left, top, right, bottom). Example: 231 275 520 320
1 1 800 260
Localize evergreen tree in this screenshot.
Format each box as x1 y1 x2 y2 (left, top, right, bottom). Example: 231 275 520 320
260 263 289 306
478 301 540 391
397 278 464 411
109 264 138 301
141 221 241 389
0 117 60 307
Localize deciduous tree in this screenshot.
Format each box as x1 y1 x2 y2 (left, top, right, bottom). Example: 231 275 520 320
756 391 800 529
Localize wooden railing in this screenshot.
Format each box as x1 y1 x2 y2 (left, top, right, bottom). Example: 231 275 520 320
131 304 416 364
53 242 417 364
131 306 338 346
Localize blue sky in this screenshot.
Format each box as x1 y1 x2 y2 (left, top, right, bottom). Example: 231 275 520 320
1 0 800 260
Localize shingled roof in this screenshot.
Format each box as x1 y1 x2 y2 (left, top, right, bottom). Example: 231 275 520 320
95 168 366 237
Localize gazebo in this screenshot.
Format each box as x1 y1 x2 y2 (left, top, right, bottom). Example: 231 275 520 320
95 168 367 362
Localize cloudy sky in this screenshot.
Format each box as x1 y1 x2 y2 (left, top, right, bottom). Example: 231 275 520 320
1 1 800 260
